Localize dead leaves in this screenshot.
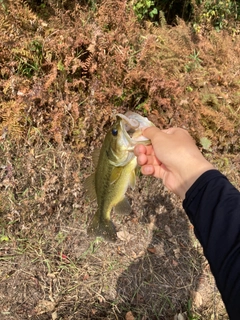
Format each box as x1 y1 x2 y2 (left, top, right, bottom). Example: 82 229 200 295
147 246 156 254
125 311 135 320
191 290 203 308
117 230 133 242
34 299 57 319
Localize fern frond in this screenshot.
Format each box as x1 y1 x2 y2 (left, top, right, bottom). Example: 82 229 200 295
0 101 26 140
44 65 58 90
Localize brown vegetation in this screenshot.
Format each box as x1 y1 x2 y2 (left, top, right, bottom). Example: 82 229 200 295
0 0 240 319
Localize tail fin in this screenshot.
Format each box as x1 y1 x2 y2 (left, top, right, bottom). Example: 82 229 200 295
87 210 117 242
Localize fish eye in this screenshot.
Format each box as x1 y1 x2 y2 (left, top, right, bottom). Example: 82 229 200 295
112 128 118 136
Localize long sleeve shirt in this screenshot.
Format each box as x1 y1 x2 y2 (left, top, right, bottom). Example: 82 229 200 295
183 170 240 319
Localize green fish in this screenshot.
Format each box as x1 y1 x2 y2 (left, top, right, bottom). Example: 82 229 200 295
84 111 155 241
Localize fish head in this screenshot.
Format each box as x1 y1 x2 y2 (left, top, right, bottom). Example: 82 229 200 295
105 117 134 166
105 112 155 167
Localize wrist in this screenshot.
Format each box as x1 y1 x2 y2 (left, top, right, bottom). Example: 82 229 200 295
179 161 214 200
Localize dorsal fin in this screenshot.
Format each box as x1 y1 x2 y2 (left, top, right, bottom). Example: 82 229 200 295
83 173 96 201
92 149 100 167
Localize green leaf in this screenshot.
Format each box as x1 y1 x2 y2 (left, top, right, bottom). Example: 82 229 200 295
0 235 9 242
149 8 158 18
200 137 212 151
57 60 65 71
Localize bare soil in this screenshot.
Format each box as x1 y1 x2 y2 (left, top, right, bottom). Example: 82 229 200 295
0 1 240 319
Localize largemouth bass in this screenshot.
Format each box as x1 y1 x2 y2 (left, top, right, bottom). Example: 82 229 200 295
85 111 155 241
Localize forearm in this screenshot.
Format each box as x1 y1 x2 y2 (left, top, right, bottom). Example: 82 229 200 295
183 170 240 319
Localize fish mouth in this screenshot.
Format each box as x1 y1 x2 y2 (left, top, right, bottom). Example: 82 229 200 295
116 112 153 144
116 113 139 130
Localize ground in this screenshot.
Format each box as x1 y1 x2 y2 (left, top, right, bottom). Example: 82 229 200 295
0 1 240 319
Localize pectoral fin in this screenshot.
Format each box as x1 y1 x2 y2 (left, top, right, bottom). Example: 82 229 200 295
110 167 122 185
114 197 132 215
129 169 136 189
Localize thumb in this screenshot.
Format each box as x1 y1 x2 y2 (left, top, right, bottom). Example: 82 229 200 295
142 127 164 140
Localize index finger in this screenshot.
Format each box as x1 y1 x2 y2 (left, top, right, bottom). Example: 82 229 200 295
134 144 154 156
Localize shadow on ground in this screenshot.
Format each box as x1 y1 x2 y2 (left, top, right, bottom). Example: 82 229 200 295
0 164 224 320
117 180 208 319
82 178 213 319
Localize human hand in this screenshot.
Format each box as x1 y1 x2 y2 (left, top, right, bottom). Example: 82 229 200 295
134 127 214 199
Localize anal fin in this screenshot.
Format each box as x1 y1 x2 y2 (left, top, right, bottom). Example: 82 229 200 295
114 197 132 215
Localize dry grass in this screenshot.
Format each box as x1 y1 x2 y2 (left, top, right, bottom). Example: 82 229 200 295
0 0 240 319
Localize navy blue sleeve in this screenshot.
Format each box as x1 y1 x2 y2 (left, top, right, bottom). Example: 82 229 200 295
183 170 240 320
